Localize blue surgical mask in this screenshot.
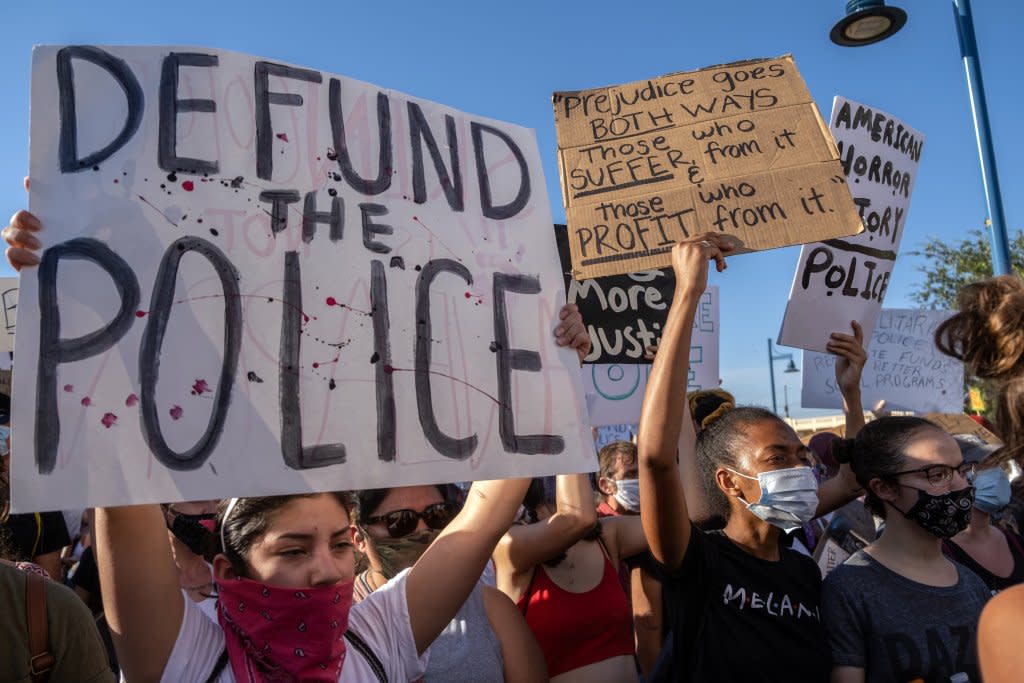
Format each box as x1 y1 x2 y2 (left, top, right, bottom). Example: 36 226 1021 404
612 479 641 513
974 467 1012 515
727 466 820 532
0 425 9 457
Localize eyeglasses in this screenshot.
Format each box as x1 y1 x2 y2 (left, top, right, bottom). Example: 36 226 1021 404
364 502 459 538
893 462 977 488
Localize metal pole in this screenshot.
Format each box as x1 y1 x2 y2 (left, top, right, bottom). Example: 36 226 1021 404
768 338 778 414
952 0 1012 275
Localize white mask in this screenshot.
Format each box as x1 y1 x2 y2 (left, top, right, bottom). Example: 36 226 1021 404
612 478 641 513
727 466 819 532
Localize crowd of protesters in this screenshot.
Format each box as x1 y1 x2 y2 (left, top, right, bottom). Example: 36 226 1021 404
3 201 1024 682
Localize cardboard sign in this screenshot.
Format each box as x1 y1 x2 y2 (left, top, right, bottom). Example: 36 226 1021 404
552 55 864 279
924 413 1002 445
0 277 18 354
778 98 924 352
554 224 673 363
585 287 718 426
13 45 593 511
802 309 963 413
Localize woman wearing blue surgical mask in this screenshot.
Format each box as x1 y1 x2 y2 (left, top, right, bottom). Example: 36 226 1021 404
638 235 868 683
942 436 1024 595
823 418 991 683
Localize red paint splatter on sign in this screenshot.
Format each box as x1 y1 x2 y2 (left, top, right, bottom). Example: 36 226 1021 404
125 394 138 407
169 405 183 420
326 296 337 306
135 310 147 318
182 181 194 192
64 384 74 393
81 397 91 407
191 379 211 396
101 413 118 428
276 133 289 142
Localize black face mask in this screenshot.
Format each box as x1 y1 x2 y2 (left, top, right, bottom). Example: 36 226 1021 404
896 485 975 538
168 512 218 561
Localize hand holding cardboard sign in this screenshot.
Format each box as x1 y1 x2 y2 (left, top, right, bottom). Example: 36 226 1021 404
671 233 733 296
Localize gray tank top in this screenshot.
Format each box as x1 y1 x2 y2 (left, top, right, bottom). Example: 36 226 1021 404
425 579 504 682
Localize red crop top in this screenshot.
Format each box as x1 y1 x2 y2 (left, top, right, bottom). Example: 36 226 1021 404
516 546 635 677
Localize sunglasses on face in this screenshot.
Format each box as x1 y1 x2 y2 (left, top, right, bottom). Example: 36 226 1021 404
894 461 977 488
364 502 459 538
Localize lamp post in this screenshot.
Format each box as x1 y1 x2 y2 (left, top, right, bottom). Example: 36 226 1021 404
830 0 1012 275
768 338 799 415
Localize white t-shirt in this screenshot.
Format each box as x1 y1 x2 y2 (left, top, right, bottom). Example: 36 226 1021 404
161 569 428 682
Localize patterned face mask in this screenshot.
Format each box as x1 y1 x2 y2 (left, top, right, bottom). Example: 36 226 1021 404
365 528 440 579
895 485 975 538
216 576 354 682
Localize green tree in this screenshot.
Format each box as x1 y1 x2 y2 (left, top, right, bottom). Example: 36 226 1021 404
908 227 1024 415
909 227 1024 310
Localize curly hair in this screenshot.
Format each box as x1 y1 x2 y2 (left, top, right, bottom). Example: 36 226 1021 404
935 275 1024 466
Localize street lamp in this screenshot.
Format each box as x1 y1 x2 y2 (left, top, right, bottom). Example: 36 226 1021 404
829 0 1013 276
768 338 799 415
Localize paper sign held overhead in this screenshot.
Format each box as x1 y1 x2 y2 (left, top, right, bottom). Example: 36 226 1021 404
14 45 593 511
802 309 963 414
778 97 924 352
552 55 864 279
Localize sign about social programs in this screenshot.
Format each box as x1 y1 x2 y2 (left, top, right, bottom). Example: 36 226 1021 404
554 224 673 363
778 97 924 352
585 286 718 426
0 277 17 354
14 45 593 511
552 55 865 280
802 309 963 413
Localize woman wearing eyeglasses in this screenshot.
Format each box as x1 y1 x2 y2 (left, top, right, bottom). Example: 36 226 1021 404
823 417 990 683
352 485 546 682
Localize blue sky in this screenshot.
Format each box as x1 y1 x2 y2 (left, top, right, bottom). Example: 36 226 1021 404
3 0 1021 417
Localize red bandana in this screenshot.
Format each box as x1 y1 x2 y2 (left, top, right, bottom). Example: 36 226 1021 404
216 576 354 682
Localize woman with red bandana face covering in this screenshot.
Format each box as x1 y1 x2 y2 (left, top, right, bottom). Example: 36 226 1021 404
2 205 593 683
823 417 990 683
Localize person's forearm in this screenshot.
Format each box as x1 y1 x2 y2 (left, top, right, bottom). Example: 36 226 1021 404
842 388 865 438
639 286 701 469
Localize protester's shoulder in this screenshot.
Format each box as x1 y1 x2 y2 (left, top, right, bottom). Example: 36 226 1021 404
952 558 996 601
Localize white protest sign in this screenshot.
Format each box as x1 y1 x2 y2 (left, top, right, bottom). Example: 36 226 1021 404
585 287 718 426
0 277 17 354
778 97 924 352
801 309 963 413
14 45 592 511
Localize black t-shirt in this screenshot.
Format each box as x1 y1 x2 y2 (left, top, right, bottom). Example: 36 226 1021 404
649 527 831 683
1 511 71 561
943 528 1024 596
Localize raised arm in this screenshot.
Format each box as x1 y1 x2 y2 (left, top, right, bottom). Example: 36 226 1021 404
817 321 867 516
638 235 731 571
95 505 185 682
406 477 531 655
643 345 713 524
493 473 598 578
